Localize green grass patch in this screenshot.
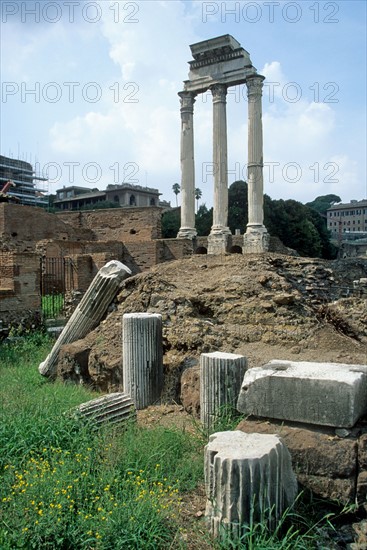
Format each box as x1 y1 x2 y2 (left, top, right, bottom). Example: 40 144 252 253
0 333 203 549
41 294 64 319
0 333 354 549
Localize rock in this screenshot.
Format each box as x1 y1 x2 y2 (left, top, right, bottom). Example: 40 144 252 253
335 428 351 438
237 418 358 504
273 293 296 305
237 360 367 428
180 365 200 416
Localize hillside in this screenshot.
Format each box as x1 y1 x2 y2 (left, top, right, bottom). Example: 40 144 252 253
57 253 367 401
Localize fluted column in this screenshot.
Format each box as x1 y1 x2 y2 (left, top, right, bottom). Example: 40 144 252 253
73 392 136 428
208 84 231 254
122 313 163 409
200 352 247 430
244 74 269 253
205 431 298 539
177 91 197 239
211 83 231 234
39 260 132 379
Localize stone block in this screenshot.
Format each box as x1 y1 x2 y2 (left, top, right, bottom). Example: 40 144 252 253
205 431 297 539
237 360 367 428
237 418 358 504
358 433 367 469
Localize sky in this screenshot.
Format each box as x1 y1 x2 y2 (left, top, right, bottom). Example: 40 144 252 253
1 0 366 207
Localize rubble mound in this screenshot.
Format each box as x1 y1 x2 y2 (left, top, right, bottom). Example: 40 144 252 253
56 254 367 398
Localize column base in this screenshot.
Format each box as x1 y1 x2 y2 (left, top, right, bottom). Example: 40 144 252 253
243 225 269 254
177 227 197 239
208 232 232 255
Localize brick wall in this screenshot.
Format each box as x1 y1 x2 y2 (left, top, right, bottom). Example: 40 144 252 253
56 207 163 242
0 252 41 325
0 252 15 291
0 203 92 252
157 239 194 263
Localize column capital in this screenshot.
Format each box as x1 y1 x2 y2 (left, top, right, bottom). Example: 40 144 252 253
210 83 227 103
178 90 196 113
245 74 265 99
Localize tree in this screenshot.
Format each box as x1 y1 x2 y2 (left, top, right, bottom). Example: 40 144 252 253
228 180 248 234
306 194 341 217
195 188 202 213
195 204 213 236
172 183 180 207
161 209 180 238
226 180 337 258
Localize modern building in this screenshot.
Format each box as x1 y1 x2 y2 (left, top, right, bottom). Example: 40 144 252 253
327 199 367 238
0 155 48 206
54 183 162 210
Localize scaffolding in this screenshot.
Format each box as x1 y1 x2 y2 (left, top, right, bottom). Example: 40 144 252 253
0 155 48 207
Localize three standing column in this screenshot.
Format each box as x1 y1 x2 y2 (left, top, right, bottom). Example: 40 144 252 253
177 91 197 239
243 75 269 253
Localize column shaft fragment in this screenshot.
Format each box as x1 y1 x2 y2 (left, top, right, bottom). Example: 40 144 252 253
205 431 298 539
200 351 247 429
122 313 163 409
39 260 132 379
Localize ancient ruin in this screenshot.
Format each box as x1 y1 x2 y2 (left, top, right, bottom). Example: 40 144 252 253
39 260 131 378
73 392 136 428
177 35 269 254
200 351 247 429
204 431 297 538
122 313 163 409
237 359 367 428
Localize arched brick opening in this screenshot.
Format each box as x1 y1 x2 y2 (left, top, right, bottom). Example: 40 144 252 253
230 245 242 254
195 246 207 255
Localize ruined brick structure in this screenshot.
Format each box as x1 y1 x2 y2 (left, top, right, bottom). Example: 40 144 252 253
0 203 292 328
0 203 193 327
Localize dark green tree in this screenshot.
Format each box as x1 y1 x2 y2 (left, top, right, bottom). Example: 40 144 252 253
161 209 180 238
306 194 341 216
227 180 248 234
195 204 213 236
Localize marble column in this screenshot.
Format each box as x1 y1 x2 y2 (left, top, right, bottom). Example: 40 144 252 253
204 431 298 539
39 260 132 379
177 91 197 239
208 84 231 254
243 74 269 253
122 313 163 409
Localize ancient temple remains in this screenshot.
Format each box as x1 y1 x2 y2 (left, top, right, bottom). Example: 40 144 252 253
177 35 269 254
237 360 367 428
39 260 132 379
205 431 297 538
122 313 163 409
200 351 247 429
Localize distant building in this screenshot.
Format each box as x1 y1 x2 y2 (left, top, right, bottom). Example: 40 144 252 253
327 199 367 237
0 155 48 207
54 183 162 210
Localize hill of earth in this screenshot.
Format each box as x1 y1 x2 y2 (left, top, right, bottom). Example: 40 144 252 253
57 253 367 405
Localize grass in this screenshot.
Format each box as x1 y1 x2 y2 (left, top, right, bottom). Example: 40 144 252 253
41 294 64 319
0 333 356 549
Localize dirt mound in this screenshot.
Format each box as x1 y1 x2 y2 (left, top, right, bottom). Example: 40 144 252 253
57 254 367 399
